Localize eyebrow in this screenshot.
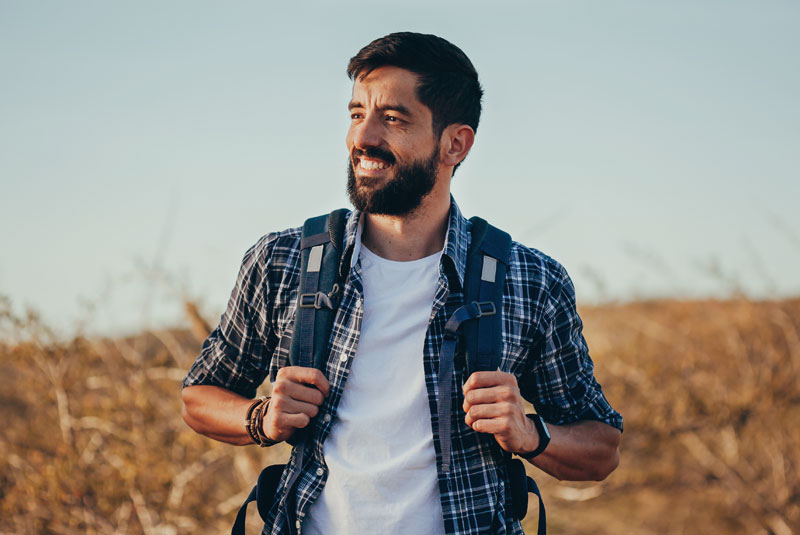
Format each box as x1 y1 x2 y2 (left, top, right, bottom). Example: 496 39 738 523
348 101 412 116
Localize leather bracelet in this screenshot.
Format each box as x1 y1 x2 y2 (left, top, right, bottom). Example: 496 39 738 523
250 397 279 447
245 396 276 446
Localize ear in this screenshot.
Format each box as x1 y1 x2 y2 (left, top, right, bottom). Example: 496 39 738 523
439 124 475 168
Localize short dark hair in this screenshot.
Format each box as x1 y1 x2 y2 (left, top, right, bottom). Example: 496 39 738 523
347 32 483 138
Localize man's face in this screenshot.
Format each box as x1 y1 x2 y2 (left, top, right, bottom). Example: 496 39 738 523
346 66 441 216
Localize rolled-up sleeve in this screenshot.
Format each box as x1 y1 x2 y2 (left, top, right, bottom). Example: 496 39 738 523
182 236 276 399
522 264 623 431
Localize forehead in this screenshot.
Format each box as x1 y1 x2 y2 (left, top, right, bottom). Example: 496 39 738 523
350 66 425 111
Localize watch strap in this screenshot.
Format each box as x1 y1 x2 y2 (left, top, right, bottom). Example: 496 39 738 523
520 413 551 459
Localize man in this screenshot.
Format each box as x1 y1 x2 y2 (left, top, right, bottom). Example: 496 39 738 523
182 32 622 535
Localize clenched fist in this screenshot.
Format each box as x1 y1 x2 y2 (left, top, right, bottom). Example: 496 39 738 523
263 366 330 443
462 371 539 455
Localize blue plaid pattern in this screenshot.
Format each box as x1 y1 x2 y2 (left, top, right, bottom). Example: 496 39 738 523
183 197 623 534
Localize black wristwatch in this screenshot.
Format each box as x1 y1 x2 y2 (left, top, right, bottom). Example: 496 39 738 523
520 413 551 459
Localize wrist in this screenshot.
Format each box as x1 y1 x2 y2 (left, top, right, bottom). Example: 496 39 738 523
522 418 540 453
519 413 551 460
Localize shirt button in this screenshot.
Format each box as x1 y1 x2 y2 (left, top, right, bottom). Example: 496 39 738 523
295 520 301 530
339 353 348 362
323 414 331 423
316 467 324 476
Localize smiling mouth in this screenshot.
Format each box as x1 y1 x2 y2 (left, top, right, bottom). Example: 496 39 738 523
356 157 391 171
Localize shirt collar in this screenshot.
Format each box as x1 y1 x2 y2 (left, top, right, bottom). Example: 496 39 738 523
341 195 470 288
441 195 469 289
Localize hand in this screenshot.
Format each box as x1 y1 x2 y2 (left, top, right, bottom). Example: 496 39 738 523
462 371 538 455
263 366 330 442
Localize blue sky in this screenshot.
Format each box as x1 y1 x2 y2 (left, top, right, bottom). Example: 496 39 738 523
1 1 798 335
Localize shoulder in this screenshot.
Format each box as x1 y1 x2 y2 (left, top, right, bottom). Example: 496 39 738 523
243 225 303 267
502 239 579 345
507 240 570 299
243 208 356 267
229 226 304 302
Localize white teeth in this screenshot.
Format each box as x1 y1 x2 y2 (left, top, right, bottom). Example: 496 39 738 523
360 159 389 170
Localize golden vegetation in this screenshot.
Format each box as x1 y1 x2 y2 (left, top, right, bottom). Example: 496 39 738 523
1 296 798 534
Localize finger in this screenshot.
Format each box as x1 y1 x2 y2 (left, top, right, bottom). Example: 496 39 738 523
273 411 312 430
469 416 509 435
277 366 331 397
462 371 515 394
463 384 519 412
271 397 321 418
465 402 515 427
274 380 325 406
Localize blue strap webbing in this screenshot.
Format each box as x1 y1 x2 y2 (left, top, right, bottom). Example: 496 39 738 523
465 217 511 375
527 475 547 535
231 464 286 535
297 264 322 369
231 485 257 535
476 266 496 371
438 301 496 474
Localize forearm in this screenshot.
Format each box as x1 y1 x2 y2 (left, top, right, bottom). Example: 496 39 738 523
181 385 254 446
529 420 621 481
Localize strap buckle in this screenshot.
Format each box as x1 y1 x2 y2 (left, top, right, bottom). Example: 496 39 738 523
298 292 334 310
469 301 496 318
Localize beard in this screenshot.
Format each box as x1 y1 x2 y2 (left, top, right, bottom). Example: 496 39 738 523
346 145 439 217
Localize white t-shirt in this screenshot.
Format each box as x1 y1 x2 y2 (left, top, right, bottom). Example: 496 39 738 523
304 243 446 535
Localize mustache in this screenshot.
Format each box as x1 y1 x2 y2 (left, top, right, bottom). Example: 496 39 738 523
352 147 396 165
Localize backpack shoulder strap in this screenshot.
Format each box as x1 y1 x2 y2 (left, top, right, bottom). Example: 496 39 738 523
464 216 512 375
288 208 349 370
437 216 512 474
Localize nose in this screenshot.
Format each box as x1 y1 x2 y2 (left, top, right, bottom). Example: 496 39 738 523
350 113 383 151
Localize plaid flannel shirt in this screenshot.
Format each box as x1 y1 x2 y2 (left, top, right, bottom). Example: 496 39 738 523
183 196 623 535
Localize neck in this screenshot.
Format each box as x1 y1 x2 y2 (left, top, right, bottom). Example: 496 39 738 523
361 183 451 262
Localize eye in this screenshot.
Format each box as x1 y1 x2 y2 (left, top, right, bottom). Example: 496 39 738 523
385 115 401 123
350 112 363 120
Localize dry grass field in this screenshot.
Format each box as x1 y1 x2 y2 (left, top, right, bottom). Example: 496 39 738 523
1 296 798 534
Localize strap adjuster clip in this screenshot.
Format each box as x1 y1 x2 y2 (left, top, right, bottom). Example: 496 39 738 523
470 301 496 318
299 292 333 310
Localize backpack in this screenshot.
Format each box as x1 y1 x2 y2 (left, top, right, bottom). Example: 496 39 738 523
232 210 546 535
